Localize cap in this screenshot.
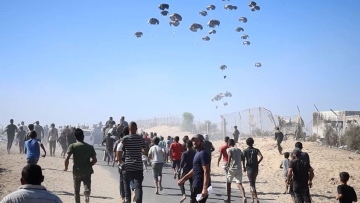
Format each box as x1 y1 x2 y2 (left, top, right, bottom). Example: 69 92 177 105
191 134 205 141
292 149 302 157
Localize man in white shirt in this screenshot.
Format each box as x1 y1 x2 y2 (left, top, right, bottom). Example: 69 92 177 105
0 164 62 203
20 121 29 133
148 136 165 194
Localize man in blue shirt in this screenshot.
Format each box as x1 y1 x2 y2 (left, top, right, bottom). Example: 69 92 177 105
178 134 211 203
25 131 47 165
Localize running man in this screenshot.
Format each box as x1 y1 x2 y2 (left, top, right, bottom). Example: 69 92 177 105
179 140 196 203
217 136 230 174
64 128 97 203
170 136 183 180
16 126 27 154
148 136 165 195
225 139 246 203
3 119 18 154
275 127 284 155
242 137 263 203
233 126 240 143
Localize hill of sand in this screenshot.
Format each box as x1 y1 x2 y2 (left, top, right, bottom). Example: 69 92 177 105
144 125 360 203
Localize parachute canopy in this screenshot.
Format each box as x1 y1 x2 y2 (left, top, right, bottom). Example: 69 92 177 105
236 27 244 32
190 23 203 32
239 17 248 23
160 10 169 16
220 65 227 71
169 20 180 27
255 62 262 67
148 18 159 25
241 34 249 39
202 36 210 41
243 41 250 45
206 5 216 10
224 4 237 10
207 19 220 28
134 32 143 38
209 29 216 34
158 4 169 10
169 13 182 21
199 11 207 17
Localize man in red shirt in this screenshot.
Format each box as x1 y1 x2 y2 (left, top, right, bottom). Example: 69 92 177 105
170 136 183 180
217 136 230 175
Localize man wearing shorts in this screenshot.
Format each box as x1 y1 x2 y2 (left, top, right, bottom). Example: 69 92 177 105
148 137 165 195
217 136 230 175
225 139 246 203
242 137 263 203
170 136 183 179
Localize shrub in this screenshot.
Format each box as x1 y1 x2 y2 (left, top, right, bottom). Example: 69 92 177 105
344 125 360 150
323 125 339 146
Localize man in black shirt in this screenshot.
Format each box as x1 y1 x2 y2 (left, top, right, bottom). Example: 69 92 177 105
182 135 189 152
3 119 18 154
286 149 314 203
242 137 263 203
16 126 27 154
275 127 284 155
179 140 196 203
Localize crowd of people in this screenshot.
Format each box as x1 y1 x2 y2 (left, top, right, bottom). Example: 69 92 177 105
0 118 358 203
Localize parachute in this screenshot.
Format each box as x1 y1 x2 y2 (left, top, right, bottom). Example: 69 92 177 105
202 36 210 41
209 29 216 35
255 62 262 67
134 32 143 38
220 65 227 71
169 13 182 22
239 17 248 23
158 4 169 10
207 19 220 28
169 20 180 27
235 27 244 32
243 41 250 45
190 23 203 32
199 11 208 17
148 18 160 25
206 5 216 10
160 10 169 16
224 4 237 10
241 34 249 39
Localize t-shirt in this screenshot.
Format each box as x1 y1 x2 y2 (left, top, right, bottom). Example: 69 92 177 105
48 128 58 141
275 131 284 141
67 141 96 176
122 134 146 171
337 184 357 203
34 125 44 138
243 147 261 171
219 144 229 162
192 148 211 189
158 140 166 149
180 149 196 173
233 130 240 138
227 147 244 171
16 130 26 142
170 142 183 161
289 159 311 189
102 137 115 151
203 141 214 159
182 143 187 152
282 158 290 177
25 139 41 159
5 124 17 135
148 145 164 163
20 125 29 132
166 140 172 148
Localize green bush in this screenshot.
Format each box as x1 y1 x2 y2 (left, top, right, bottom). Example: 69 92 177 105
344 125 360 150
323 125 339 146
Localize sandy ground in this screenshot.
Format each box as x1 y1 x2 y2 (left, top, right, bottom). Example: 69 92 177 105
0 142 119 203
144 126 360 203
211 138 360 203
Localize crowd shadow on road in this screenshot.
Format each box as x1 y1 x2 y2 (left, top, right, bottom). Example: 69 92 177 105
53 191 114 200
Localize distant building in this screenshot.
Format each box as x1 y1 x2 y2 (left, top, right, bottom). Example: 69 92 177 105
313 110 360 138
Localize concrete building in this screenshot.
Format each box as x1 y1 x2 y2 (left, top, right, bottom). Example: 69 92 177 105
313 110 360 138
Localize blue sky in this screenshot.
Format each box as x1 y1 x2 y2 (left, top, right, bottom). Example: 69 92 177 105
1 0 360 127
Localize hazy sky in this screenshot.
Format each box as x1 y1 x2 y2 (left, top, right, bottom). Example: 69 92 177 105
1 0 360 128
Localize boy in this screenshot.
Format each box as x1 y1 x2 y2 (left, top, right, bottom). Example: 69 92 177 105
336 172 357 203
16 126 27 153
280 152 290 194
25 131 47 165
